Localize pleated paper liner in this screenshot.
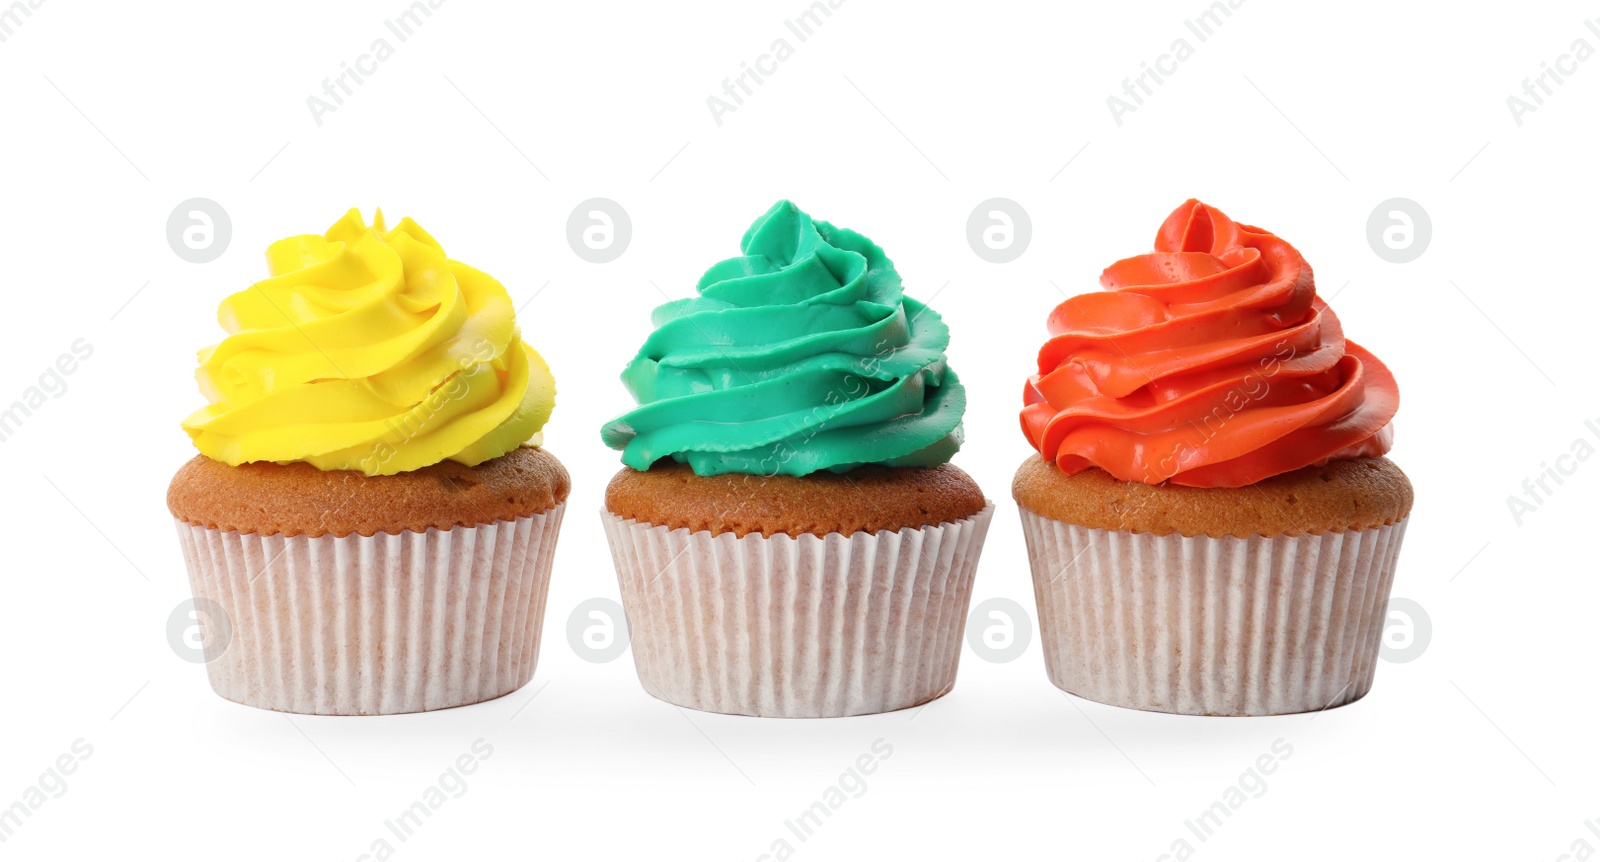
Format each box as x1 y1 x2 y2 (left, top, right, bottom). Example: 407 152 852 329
174 504 565 715
603 503 995 718
1019 507 1408 716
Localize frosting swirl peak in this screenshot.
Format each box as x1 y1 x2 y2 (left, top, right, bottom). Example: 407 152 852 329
183 209 555 476
602 200 965 476
1021 200 1397 488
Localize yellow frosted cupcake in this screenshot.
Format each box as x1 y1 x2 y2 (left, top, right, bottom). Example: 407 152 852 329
168 209 566 715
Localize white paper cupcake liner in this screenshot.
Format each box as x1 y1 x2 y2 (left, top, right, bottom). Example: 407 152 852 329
174 504 565 716
602 504 994 718
1019 509 1408 716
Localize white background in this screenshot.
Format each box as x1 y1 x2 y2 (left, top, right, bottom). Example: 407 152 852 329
0 0 1595 859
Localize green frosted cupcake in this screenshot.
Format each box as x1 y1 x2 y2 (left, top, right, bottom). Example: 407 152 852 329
599 200 994 718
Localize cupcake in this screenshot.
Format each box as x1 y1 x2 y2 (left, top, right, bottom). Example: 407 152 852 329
1016 200 1413 716
168 209 567 716
600 200 993 718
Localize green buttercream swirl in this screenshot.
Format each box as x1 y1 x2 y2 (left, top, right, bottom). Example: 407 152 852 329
600 200 966 476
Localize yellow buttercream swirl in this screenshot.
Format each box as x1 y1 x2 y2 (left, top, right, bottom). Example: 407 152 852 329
182 209 555 476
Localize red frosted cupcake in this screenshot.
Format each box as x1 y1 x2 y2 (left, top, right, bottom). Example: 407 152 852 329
1014 200 1414 716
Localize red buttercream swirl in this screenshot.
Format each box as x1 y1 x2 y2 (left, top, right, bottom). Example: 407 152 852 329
1021 200 1398 488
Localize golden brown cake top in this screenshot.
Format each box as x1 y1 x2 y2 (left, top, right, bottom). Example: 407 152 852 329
1012 454 1412 538
168 446 570 538
605 462 988 539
